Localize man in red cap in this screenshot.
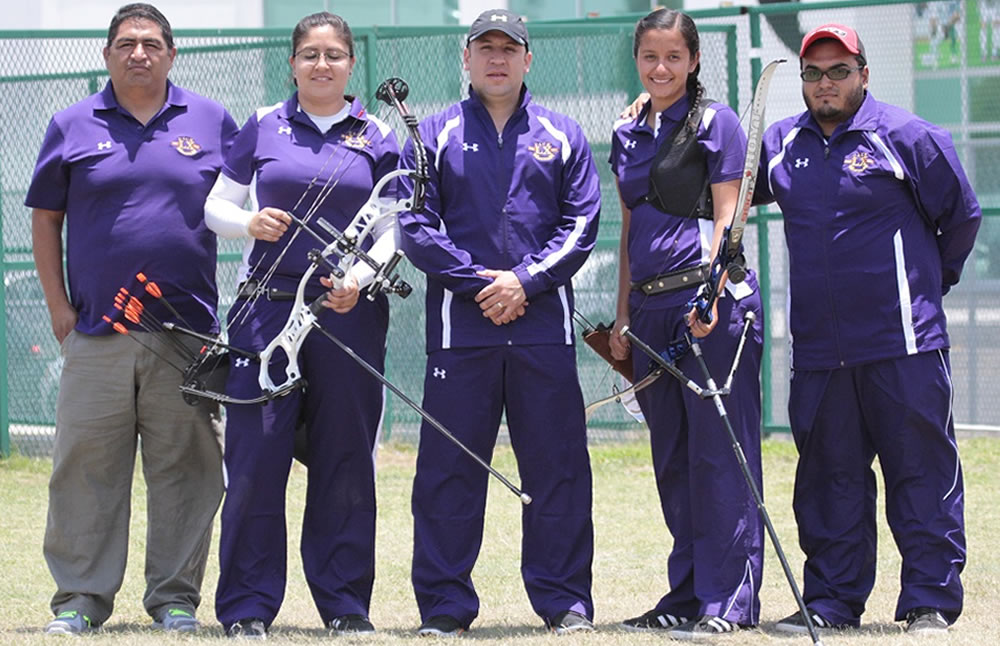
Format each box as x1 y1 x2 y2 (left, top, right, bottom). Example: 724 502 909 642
755 22 979 637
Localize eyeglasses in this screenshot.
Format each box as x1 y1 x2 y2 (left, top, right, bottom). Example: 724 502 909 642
294 49 351 65
800 65 864 82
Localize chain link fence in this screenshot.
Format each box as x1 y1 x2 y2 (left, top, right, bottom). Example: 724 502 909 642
3 0 999 455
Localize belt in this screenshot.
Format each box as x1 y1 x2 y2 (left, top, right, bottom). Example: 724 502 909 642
632 264 708 296
236 279 296 301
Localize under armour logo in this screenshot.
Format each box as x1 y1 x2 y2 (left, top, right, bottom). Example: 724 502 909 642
432 367 446 379
491 13 508 21
97 141 112 150
795 157 809 168
624 139 636 150
234 357 250 368
278 126 292 135
462 142 479 152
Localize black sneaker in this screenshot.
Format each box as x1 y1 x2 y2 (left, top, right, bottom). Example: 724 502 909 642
548 610 595 635
226 617 268 639
668 616 739 640
622 609 689 632
775 610 849 634
905 607 948 634
417 615 465 637
328 614 375 635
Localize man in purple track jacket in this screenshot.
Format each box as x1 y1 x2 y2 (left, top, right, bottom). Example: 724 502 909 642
755 23 981 636
398 9 601 637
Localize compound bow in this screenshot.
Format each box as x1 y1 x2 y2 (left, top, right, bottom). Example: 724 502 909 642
119 77 427 406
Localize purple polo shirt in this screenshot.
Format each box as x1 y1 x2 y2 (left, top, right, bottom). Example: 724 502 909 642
398 86 601 352
755 92 981 370
25 81 238 335
224 94 399 297
609 95 747 309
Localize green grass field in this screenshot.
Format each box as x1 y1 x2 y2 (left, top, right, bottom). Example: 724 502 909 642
1 436 998 644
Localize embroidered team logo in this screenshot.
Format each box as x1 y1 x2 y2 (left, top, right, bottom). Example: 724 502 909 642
844 151 874 173
341 132 371 149
170 136 201 157
528 141 558 162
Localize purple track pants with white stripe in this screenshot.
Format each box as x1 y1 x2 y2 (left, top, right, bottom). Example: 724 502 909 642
788 350 965 626
411 344 594 629
216 296 387 628
630 285 765 626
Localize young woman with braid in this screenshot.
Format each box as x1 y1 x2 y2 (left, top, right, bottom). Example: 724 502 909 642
607 9 765 639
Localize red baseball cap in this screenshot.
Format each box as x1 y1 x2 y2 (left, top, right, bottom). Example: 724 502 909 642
799 23 866 63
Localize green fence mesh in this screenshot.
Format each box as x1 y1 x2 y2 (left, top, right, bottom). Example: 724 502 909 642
3 0 999 456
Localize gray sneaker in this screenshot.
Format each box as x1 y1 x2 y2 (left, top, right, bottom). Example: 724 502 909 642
227 618 268 640
905 608 949 634
45 610 98 635
153 608 200 632
549 610 595 635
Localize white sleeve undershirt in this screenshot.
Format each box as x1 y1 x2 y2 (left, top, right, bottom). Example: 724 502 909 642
350 215 400 289
204 173 253 239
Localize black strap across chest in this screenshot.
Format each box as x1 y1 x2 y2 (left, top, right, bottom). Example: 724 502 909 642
643 97 716 220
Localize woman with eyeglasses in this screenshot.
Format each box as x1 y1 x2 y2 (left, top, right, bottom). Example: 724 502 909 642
204 11 399 638
608 9 764 638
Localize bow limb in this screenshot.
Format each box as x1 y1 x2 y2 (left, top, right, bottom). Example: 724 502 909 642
254 240 332 396
692 58 785 323
329 79 428 290
584 368 664 420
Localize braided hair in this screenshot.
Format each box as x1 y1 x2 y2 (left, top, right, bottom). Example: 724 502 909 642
633 8 706 127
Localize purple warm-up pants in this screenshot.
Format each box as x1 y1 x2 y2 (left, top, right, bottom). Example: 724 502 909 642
630 284 764 626
788 349 965 626
411 344 594 629
216 294 388 629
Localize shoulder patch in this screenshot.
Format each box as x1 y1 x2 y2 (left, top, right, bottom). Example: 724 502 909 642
367 113 392 138
701 106 718 130
612 116 634 132
254 102 283 123
435 114 462 172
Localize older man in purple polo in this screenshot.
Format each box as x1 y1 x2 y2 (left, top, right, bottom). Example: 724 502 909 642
26 3 236 635
755 23 980 636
